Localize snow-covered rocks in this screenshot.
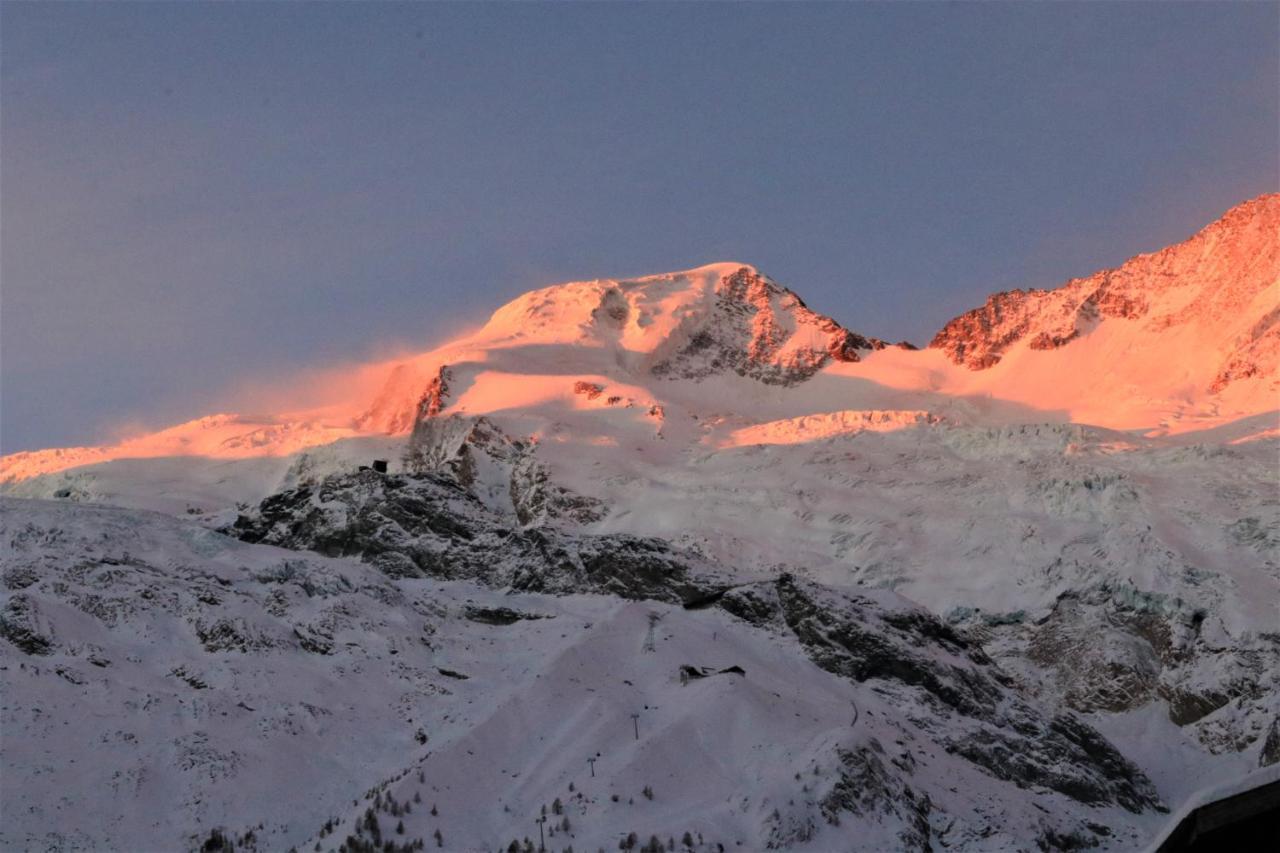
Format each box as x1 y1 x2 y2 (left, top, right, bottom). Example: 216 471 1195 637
1 495 1173 851
647 265 893 385
931 194 1280 397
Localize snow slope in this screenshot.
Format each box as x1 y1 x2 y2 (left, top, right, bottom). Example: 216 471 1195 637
0 413 363 483
1 495 1167 853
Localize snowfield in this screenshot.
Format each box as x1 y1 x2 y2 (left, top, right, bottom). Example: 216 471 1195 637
2 195 1277 850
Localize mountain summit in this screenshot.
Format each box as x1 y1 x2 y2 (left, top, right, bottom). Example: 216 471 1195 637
353 262 902 436
478 262 899 382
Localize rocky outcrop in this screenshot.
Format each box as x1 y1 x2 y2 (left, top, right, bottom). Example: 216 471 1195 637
0 594 54 655
229 469 717 603
572 380 605 399
931 288 1062 369
719 577 1163 816
827 329 889 363
1260 718 1280 767
462 605 550 625
965 584 1280 760
931 194 1280 380
927 272 1152 370
817 743 933 850
1210 305 1280 393
416 365 450 419
354 363 453 436
651 267 895 385
404 413 605 526
404 412 524 484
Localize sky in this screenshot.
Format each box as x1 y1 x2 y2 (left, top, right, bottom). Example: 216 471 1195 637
2 2 1277 453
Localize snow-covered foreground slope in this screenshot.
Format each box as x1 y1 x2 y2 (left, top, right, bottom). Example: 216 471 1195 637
2 496 1175 852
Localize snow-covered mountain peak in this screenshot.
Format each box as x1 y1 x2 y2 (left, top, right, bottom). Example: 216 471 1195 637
475 262 747 349
470 261 891 380
930 194 1280 386
344 262 899 442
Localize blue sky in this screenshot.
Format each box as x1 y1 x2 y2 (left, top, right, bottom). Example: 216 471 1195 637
2 1 1276 452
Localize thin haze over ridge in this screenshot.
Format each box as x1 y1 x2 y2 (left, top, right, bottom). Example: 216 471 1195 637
1 2 1276 452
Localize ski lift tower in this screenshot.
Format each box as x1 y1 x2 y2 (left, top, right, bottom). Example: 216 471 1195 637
642 612 662 653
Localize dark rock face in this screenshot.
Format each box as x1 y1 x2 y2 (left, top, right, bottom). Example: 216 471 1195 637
828 330 888 364
650 267 887 386
718 577 1162 815
1163 687 1231 727
229 469 718 604
947 715 1158 814
1029 329 1080 351
293 624 335 655
1083 275 1147 321
354 363 453 435
417 366 451 419
591 287 630 326
193 617 273 653
928 268 1156 369
1210 305 1279 392
1260 718 1280 767
572 381 605 400
3 565 40 591
463 605 549 626
1013 585 1276 756
773 578 1006 718
929 288 1062 369
819 743 933 850
509 455 607 527
1210 358 1262 393
678 663 744 682
0 594 54 655
1026 591 1165 715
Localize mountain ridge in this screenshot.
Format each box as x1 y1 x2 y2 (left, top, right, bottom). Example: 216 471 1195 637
930 193 1280 382
4 194 1276 486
